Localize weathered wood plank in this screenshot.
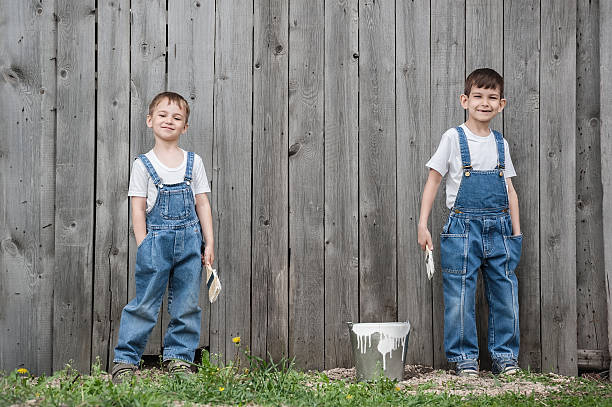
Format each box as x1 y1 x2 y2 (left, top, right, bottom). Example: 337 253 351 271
167 0 215 354
210 0 253 365
540 0 577 375
576 0 607 356
92 0 130 371
53 0 96 373
430 0 465 370
0 0 56 376
503 0 541 372
600 0 612 382
252 0 289 363
324 0 359 369
358 0 396 324
466 0 503 372
577 349 610 371
288 0 325 371
129 0 167 356
396 0 432 366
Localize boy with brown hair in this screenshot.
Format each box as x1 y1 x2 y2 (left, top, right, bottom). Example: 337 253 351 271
418 68 522 376
112 92 214 383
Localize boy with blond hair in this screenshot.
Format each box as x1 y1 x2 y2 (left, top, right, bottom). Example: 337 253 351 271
112 92 214 383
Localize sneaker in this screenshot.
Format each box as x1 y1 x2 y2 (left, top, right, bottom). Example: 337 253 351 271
111 363 137 384
492 358 520 375
167 359 193 376
455 359 479 377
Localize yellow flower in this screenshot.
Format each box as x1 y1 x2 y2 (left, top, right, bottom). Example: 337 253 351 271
219 387 225 392
395 385 401 391
16 368 28 374
346 395 353 400
244 368 249 374
232 336 241 344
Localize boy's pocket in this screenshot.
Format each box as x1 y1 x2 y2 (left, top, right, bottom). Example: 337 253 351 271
137 232 152 249
503 234 523 274
440 233 468 274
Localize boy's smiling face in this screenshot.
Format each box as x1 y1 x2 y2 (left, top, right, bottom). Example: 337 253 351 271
460 85 506 124
146 98 189 142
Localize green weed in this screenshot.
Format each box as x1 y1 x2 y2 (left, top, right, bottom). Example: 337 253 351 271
1 349 611 407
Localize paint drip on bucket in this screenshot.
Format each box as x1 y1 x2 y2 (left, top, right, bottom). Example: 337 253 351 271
352 323 411 370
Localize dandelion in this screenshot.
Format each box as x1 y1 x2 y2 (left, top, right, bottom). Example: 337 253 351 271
16 368 28 375
219 387 225 392
244 368 249 374
232 336 241 344
395 385 402 391
346 394 353 400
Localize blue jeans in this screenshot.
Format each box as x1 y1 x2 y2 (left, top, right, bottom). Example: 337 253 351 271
114 224 203 365
440 212 522 363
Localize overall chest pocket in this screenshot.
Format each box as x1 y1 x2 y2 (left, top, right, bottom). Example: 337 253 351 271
160 188 191 220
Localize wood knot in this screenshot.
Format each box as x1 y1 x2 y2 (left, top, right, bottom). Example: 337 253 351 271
2 66 24 83
1 238 19 256
288 143 301 157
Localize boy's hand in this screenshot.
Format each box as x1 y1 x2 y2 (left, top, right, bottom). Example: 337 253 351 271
417 223 433 251
201 245 215 267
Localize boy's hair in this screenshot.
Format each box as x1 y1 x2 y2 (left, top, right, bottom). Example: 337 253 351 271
464 68 504 98
148 91 190 123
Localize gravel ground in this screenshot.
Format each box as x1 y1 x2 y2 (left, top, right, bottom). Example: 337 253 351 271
322 364 584 397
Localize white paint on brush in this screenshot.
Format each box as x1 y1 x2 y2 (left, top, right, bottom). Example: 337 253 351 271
351 322 411 370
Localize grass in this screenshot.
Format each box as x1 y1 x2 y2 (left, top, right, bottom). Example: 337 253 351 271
2 347 611 407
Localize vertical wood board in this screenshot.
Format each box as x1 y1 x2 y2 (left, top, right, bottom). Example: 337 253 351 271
396 0 432 366
93 0 130 370
599 0 612 381
503 0 541 371
288 0 325 371
252 0 289 363
210 0 253 364
0 0 56 376
358 0 396 323
53 0 96 373
540 0 577 376
324 0 359 369
576 0 607 353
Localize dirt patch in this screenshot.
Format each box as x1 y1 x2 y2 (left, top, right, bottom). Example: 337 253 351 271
322 365 575 397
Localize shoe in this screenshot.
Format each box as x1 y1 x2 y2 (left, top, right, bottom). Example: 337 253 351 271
492 358 520 375
455 359 479 377
167 359 193 376
111 363 137 384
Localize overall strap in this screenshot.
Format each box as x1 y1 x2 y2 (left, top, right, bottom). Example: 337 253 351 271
137 154 162 186
184 151 195 182
455 126 472 169
492 130 505 169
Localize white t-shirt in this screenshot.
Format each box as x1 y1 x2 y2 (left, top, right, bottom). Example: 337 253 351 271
128 149 211 213
426 124 517 209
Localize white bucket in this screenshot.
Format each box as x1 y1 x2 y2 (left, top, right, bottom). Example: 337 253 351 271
347 322 411 381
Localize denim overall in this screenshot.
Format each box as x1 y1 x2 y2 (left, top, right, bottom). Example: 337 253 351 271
114 152 203 365
440 127 522 364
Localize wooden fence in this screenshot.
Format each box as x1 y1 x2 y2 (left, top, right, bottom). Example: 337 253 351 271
1 0 611 377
